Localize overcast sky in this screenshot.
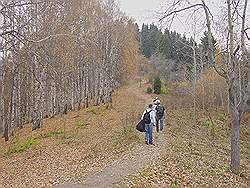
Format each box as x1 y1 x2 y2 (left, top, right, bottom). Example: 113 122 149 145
118 0 209 39
118 0 249 43
118 0 165 27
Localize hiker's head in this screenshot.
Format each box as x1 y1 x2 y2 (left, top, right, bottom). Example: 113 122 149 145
153 97 158 103
156 100 161 105
153 97 159 105
148 104 153 108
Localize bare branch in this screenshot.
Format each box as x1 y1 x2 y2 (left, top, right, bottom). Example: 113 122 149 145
159 4 204 22
233 45 240 56
0 30 15 37
0 0 46 14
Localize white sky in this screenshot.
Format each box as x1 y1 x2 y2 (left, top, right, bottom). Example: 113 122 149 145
118 0 165 27
118 0 250 44
118 0 210 39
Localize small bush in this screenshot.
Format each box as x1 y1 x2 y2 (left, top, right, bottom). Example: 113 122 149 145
202 119 213 128
170 180 179 188
113 123 141 147
59 133 79 145
87 105 111 116
153 76 161 94
21 116 30 124
148 77 153 84
140 168 154 178
160 86 169 94
202 119 217 138
122 125 134 136
146 87 152 94
217 112 227 122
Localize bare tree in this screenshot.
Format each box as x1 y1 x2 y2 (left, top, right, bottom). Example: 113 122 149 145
160 0 249 174
0 0 140 140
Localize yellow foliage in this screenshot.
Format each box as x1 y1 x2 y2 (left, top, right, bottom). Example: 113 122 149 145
215 46 222 65
196 68 227 108
120 20 140 83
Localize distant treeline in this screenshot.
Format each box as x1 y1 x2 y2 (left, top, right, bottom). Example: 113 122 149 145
139 23 216 81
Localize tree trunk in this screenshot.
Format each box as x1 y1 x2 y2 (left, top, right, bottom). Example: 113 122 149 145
193 46 197 126
230 110 240 174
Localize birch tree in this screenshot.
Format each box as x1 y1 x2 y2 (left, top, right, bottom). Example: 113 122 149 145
0 0 140 140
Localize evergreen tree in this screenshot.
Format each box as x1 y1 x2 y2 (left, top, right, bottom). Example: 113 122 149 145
200 31 216 52
141 23 162 58
200 31 217 67
153 76 161 94
141 24 151 58
158 29 173 59
139 23 212 82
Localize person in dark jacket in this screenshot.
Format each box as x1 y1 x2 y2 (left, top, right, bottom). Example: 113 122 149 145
155 100 165 132
141 104 156 145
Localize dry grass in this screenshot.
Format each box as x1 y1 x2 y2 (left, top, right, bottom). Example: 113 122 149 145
118 80 249 187
0 83 146 187
120 106 249 188
0 81 248 187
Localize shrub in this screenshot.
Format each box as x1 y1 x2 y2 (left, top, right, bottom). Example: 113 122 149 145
148 77 153 84
146 87 152 94
160 86 169 94
202 119 217 138
87 108 99 115
87 105 111 116
153 76 161 94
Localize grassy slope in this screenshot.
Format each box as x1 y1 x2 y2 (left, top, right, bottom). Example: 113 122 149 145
120 96 249 187
0 84 146 187
0 82 249 187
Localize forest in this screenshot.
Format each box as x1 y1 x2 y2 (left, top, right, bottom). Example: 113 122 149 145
0 0 140 141
140 24 217 81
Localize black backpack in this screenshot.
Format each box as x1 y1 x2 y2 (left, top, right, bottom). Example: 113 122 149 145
156 105 165 119
143 110 152 124
136 120 145 132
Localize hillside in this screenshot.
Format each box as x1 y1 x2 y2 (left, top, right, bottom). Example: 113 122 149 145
0 82 143 186
0 81 249 187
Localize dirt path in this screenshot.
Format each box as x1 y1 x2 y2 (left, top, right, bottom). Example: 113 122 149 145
58 133 167 188
57 84 169 188
57 83 249 188
0 82 169 188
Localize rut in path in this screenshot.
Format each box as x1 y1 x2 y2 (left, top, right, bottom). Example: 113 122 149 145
58 84 169 188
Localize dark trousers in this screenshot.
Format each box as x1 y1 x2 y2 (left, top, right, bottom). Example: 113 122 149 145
156 117 164 132
145 123 153 144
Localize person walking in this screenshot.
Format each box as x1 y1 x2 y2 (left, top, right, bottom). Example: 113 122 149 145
141 104 156 145
155 100 165 132
152 97 158 120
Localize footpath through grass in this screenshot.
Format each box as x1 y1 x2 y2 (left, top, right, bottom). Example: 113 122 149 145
120 109 249 187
